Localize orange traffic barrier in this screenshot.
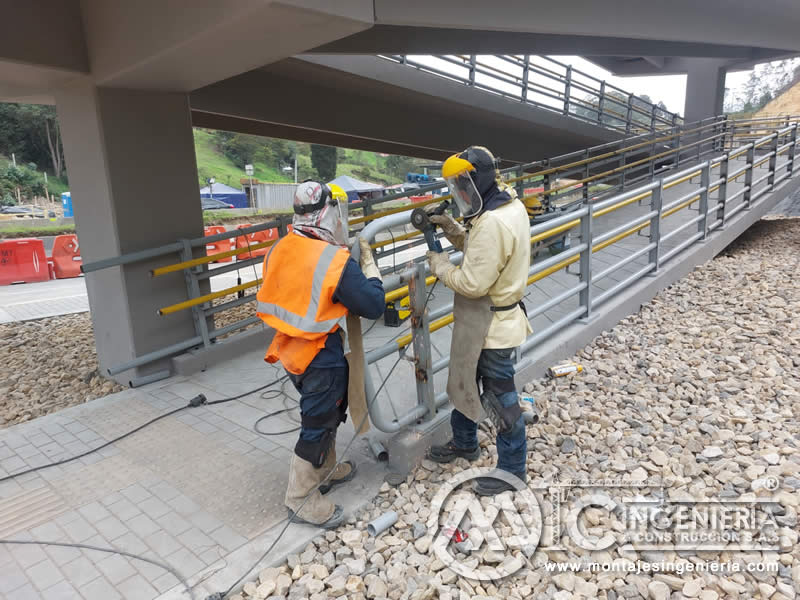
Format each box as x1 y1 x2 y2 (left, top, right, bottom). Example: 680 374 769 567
204 226 233 263
0 238 50 285
51 234 82 278
235 224 278 260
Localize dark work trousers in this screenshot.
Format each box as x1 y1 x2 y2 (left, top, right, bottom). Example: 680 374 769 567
288 365 348 444
450 347 527 476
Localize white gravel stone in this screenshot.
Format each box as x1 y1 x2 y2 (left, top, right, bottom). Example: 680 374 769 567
702 446 724 459
230 217 800 600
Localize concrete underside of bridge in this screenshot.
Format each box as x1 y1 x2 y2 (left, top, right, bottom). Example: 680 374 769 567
190 55 621 163
2 0 800 383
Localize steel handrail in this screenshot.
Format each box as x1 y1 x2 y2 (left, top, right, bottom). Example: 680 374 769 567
361 121 797 431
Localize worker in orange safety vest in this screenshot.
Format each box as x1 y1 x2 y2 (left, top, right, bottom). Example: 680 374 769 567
257 181 384 528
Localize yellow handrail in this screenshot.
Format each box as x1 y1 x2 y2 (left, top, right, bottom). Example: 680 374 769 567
158 279 261 316
151 239 275 277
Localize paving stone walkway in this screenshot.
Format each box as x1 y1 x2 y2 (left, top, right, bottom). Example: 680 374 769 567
0 152 787 599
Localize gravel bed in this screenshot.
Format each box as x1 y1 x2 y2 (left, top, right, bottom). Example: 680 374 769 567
235 217 799 600
0 313 123 428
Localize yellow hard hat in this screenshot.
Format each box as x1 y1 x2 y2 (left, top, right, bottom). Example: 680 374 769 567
441 154 476 178
328 183 347 203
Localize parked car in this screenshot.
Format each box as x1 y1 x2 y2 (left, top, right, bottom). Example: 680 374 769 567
0 205 45 218
201 197 235 210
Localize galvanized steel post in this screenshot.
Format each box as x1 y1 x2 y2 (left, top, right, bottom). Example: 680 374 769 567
543 159 551 209
648 181 664 272
768 133 779 191
563 65 572 115
788 125 798 176
698 162 710 240
625 94 634 134
409 263 436 422
578 202 593 319
515 165 525 199
597 81 605 123
744 145 755 209
717 154 729 227
468 55 477 86
521 55 530 103
179 239 212 348
583 149 590 201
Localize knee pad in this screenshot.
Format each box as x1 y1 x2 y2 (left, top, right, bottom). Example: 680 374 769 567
480 389 522 435
295 406 344 468
295 429 335 468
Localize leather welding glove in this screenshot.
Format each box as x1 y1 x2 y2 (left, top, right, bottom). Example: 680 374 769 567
358 237 382 281
426 250 456 282
429 213 466 251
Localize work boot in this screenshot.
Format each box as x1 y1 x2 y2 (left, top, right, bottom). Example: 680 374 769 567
428 439 481 463
318 445 357 495
285 454 345 529
472 468 527 497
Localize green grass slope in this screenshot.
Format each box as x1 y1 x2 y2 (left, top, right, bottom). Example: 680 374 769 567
193 129 293 188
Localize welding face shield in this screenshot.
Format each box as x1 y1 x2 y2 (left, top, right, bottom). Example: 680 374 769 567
293 181 349 246
445 172 483 219
442 154 482 218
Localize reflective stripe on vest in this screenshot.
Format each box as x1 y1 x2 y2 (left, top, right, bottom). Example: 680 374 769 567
257 242 343 334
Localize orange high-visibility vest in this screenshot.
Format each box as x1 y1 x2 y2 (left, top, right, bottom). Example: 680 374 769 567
256 233 350 375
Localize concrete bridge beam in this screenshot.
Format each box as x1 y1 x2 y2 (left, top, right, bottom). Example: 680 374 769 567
55 80 206 384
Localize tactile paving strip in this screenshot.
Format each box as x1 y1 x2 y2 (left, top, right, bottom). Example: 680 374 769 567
0 485 67 538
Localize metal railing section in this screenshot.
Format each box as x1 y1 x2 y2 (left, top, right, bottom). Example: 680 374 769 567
79 114 798 379
354 122 798 433
379 55 682 134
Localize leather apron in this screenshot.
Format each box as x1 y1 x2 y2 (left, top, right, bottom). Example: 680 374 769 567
344 313 370 434
446 293 493 422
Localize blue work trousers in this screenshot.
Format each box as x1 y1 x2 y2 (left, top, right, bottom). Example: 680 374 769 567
450 348 527 476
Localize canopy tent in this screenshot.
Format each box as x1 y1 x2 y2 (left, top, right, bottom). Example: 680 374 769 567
200 182 248 208
328 175 383 203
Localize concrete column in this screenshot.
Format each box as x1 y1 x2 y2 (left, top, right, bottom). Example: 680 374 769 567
55 79 206 384
683 58 727 123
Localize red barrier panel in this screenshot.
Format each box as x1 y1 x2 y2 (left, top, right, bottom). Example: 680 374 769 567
51 234 82 279
235 224 278 260
0 238 50 285
204 226 233 263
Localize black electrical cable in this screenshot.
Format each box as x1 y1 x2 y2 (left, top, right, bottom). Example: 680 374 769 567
0 379 281 485
213 262 439 599
0 539 197 600
215 349 406 600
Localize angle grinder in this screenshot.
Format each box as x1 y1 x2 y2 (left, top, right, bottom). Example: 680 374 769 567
410 199 451 252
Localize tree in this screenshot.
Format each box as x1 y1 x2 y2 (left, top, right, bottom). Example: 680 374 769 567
385 154 418 179
0 103 65 177
310 144 337 181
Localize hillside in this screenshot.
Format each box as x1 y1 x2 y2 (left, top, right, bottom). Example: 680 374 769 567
755 79 800 117
3 126 423 204
193 128 421 190
193 129 292 187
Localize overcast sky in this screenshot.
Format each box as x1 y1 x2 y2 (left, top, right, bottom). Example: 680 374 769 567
407 54 754 117
555 56 751 116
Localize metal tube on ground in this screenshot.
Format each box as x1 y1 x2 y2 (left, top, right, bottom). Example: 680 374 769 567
128 370 171 388
367 511 398 536
368 438 389 462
